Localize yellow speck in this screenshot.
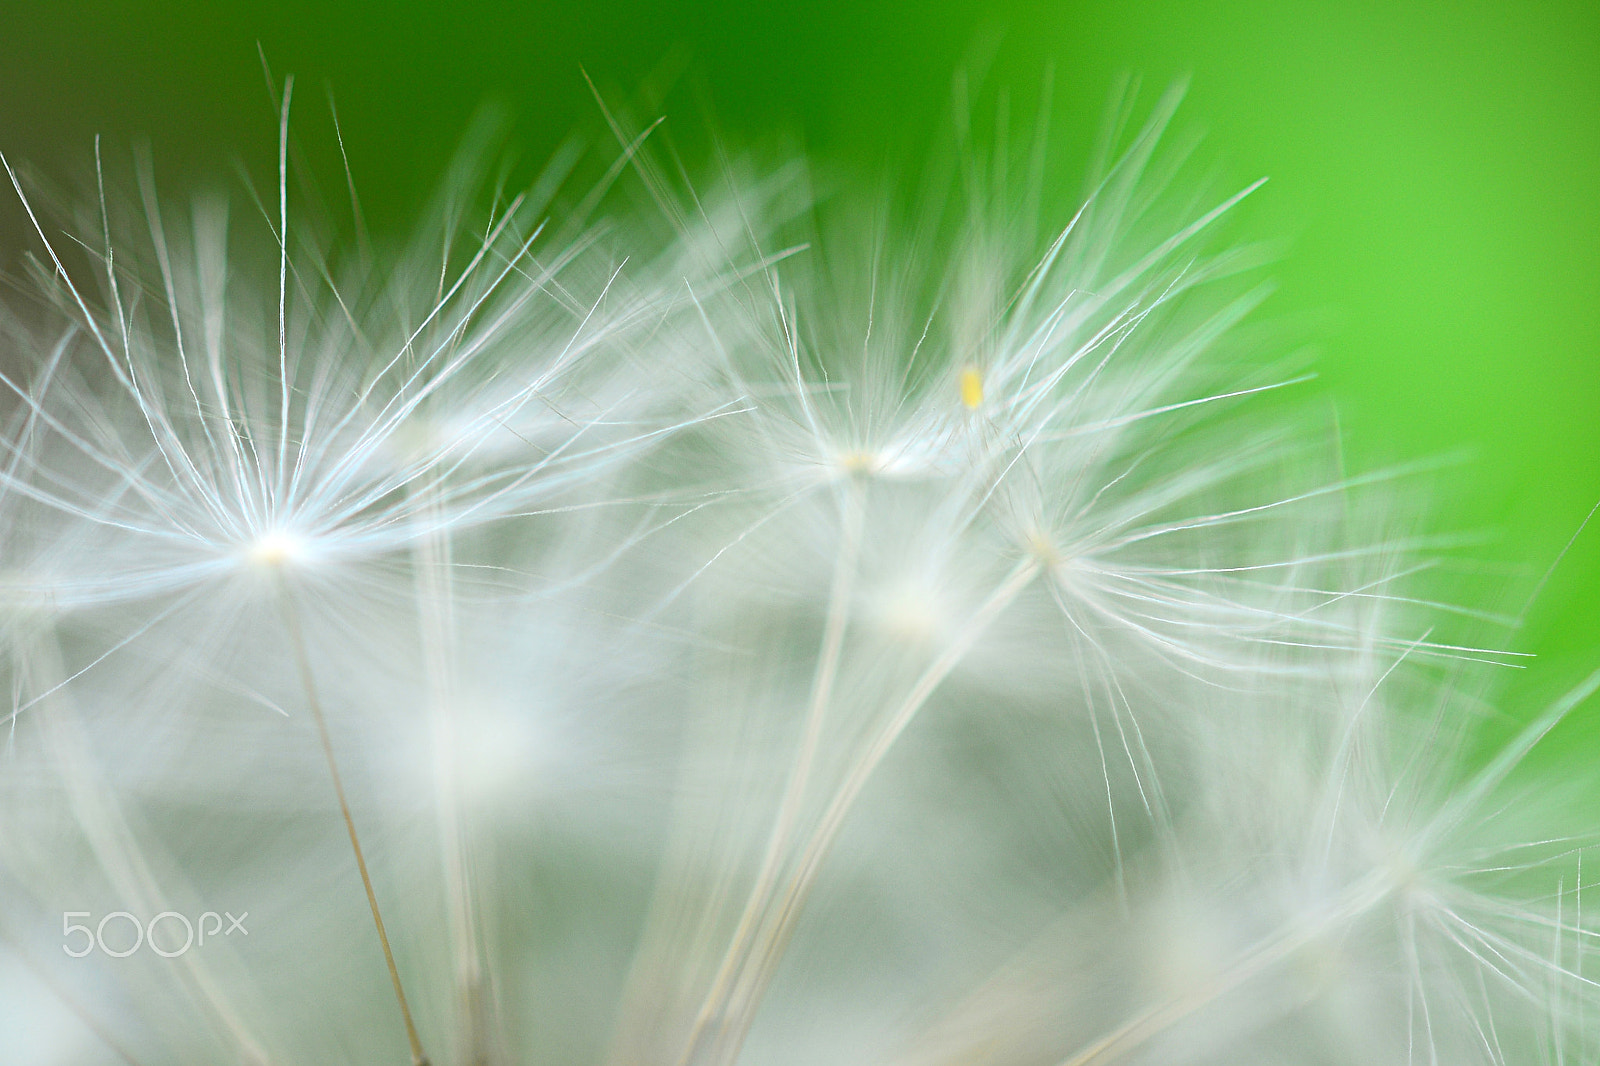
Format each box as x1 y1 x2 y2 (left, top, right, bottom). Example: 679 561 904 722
959 367 984 410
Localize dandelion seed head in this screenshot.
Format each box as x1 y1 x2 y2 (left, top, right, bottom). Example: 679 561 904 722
3 77 1593 1066
835 448 882 478
241 529 308 571
1024 529 1064 570
1372 835 1431 902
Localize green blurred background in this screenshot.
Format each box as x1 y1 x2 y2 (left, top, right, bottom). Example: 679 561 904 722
2 0 1596 731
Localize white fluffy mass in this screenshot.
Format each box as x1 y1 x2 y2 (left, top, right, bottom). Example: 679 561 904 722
0 80 1594 1066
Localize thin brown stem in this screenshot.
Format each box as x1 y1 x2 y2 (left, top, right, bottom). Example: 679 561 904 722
686 557 1041 1066
279 587 430 1066
678 482 866 1063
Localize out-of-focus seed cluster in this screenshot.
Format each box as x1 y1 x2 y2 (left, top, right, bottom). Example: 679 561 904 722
1 82 1594 1066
